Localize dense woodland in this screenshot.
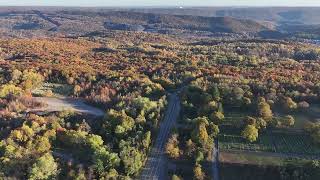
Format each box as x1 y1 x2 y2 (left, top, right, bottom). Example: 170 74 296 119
0 29 320 179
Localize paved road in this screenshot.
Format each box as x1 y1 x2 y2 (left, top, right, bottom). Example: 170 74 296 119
28 97 105 116
212 139 219 180
140 93 181 180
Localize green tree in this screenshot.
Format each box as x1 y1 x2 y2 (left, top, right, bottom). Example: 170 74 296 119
191 117 214 152
11 69 22 83
92 147 120 175
243 97 252 106
208 123 219 138
132 96 158 113
105 109 135 137
34 136 51 154
22 70 43 90
0 84 23 98
73 85 81 96
195 151 204 163
209 111 224 124
74 168 86 180
217 103 224 113
102 168 118 180
243 116 256 126
165 133 180 159
193 164 205 180
283 97 298 111
172 174 182 180
256 118 267 130
142 131 151 150
232 87 244 101
192 123 209 146
28 153 59 180
210 85 220 101
257 101 273 121
207 100 217 111
119 144 144 176
241 125 259 142
185 139 196 158
282 115 295 127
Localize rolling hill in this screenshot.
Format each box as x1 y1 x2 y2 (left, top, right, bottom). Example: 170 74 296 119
0 8 272 38
128 7 320 25
2 7 320 39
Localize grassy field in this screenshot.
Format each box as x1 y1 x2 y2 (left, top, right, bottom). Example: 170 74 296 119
219 151 286 166
219 152 314 180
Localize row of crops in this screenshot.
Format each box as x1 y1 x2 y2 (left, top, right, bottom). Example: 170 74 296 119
218 134 275 152
223 111 248 125
218 132 320 156
271 133 320 155
220 108 320 156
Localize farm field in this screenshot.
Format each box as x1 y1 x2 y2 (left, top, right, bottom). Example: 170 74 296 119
274 104 320 129
219 133 275 152
224 105 320 129
223 110 252 125
219 131 320 156
218 151 315 180
220 106 320 157
219 151 289 166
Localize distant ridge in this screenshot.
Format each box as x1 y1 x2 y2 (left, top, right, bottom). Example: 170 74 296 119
1 7 316 38
127 7 320 25
62 10 271 34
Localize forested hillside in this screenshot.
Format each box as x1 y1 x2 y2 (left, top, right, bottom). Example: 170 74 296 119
0 8 271 38
0 29 320 179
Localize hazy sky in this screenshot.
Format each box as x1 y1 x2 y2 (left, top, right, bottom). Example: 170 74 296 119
2 0 320 7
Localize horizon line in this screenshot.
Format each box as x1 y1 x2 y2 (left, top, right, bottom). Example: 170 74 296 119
1 5 320 8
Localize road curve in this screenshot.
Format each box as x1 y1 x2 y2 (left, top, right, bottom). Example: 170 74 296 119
28 97 105 116
140 93 181 180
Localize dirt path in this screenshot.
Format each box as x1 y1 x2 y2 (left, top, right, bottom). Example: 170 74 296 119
28 97 104 116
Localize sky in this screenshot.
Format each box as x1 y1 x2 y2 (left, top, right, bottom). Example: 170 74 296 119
1 0 320 7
